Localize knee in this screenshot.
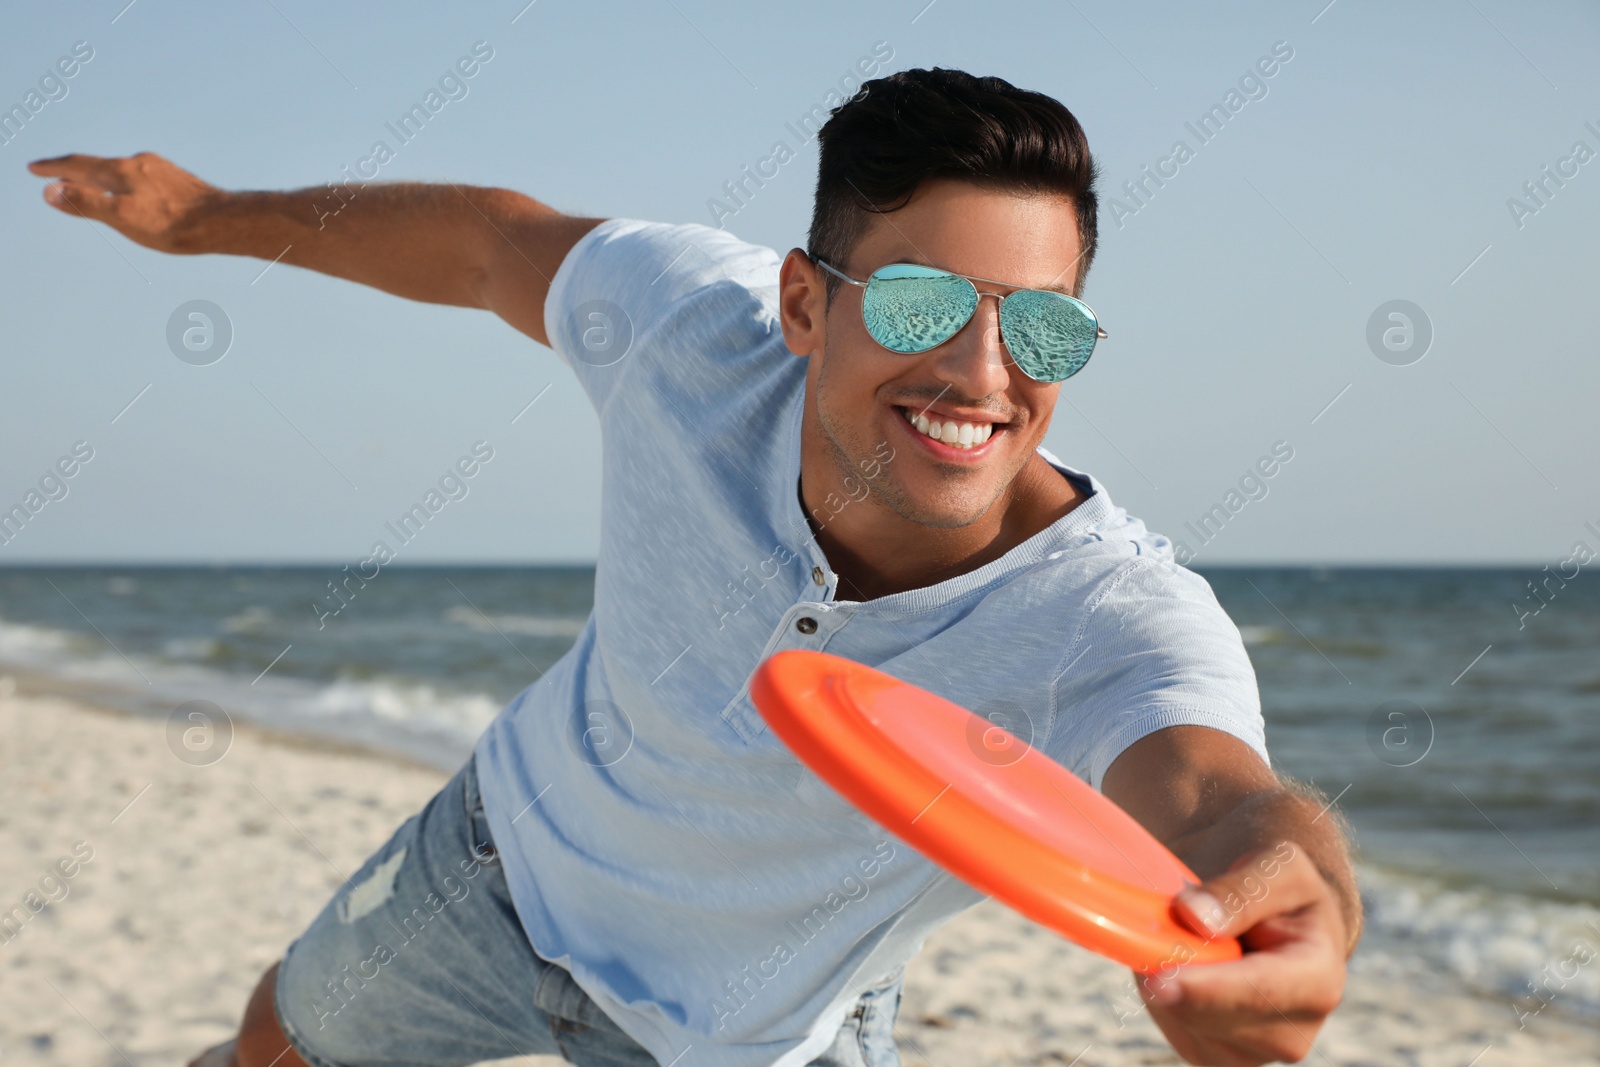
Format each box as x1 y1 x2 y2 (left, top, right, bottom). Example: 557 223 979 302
237 962 312 1067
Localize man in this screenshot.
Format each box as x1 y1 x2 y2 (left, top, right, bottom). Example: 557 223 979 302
30 68 1359 1067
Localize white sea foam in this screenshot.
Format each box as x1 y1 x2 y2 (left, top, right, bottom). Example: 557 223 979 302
1237 624 1284 645
0 613 504 770
0 617 85 660
302 676 502 738
1357 864 1600 1020
161 636 220 660
442 605 589 638
221 606 274 634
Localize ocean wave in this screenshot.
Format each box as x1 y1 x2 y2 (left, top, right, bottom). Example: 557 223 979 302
1237 625 1284 645
442 605 589 639
1235 622 1385 656
0 616 91 660
0 613 503 770
162 636 223 661
302 676 502 739
1359 863 1600 1020
221 606 275 634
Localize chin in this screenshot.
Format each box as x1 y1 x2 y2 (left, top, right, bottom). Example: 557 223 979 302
875 476 995 530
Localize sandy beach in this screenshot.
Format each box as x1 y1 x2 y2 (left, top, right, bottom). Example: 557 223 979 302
2 676 1595 1067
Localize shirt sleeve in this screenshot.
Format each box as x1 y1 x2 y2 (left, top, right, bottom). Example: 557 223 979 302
541 217 783 414
1045 557 1270 791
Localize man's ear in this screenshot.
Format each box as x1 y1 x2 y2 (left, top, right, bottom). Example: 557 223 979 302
778 248 826 358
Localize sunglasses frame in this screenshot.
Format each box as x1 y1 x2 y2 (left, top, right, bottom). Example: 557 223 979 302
811 257 1107 384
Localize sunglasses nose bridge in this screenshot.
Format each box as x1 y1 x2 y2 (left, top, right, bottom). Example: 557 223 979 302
972 288 1011 320
971 288 1005 324
976 289 1025 359
971 290 1018 350
934 288 1013 386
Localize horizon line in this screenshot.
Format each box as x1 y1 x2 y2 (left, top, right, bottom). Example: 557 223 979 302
0 558 1567 571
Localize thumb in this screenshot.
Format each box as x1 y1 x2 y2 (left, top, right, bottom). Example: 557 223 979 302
43 180 115 219
1171 840 1307 942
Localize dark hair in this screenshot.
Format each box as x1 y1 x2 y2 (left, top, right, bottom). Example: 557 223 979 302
807 68 1099 301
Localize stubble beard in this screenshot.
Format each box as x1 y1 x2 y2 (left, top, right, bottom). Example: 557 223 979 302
813 344 1018 532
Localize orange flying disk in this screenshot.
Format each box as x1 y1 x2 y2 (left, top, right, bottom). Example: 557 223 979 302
750 650 1241 973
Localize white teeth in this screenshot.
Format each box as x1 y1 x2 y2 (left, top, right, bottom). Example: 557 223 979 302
905 409 994 450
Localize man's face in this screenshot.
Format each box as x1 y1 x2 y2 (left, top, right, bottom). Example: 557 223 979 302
790 179 1085 530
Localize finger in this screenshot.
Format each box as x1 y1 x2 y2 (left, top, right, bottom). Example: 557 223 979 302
1172 840 1324 943
1176 1025 1321 1067
27 153 130 193
1157 1019 1313 1067
27 152 107 178
1154 937 1341 1022
27 153 85 175
1145 991 1329 1067
43 180 117 220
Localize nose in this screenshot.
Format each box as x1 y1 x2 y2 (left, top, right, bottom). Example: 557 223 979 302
925 291 1013 398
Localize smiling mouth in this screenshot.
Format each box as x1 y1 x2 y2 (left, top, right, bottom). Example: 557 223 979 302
896 406 1002 451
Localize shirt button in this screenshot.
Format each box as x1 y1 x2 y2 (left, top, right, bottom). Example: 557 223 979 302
796 616 818 635
811 567 826 586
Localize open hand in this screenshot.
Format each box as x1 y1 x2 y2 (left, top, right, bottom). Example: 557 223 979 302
27 151 220 254
1137 841 1348 1065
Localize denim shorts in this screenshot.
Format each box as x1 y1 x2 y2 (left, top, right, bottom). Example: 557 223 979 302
274 757 907 1067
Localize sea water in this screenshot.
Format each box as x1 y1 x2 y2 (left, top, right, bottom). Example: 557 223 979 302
1 565 1595 1021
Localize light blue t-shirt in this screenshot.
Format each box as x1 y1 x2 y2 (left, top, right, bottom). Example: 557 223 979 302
474 218 1268 1067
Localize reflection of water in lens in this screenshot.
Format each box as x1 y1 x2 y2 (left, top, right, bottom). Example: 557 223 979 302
1000 291 1096 381
863 274 975 353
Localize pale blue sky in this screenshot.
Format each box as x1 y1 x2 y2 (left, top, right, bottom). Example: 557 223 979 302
2 0 1596 564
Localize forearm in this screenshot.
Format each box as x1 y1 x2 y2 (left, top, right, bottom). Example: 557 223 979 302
1167 783 1362 956
32 152 593 346
180 181 549 308
1107 730 1355 1062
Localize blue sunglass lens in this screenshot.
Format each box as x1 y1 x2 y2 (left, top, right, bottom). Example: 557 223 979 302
999 289 1098 383
861 265 977 354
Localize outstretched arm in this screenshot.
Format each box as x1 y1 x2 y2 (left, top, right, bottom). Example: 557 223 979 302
26 152 602 347
1103 725 1360 1066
